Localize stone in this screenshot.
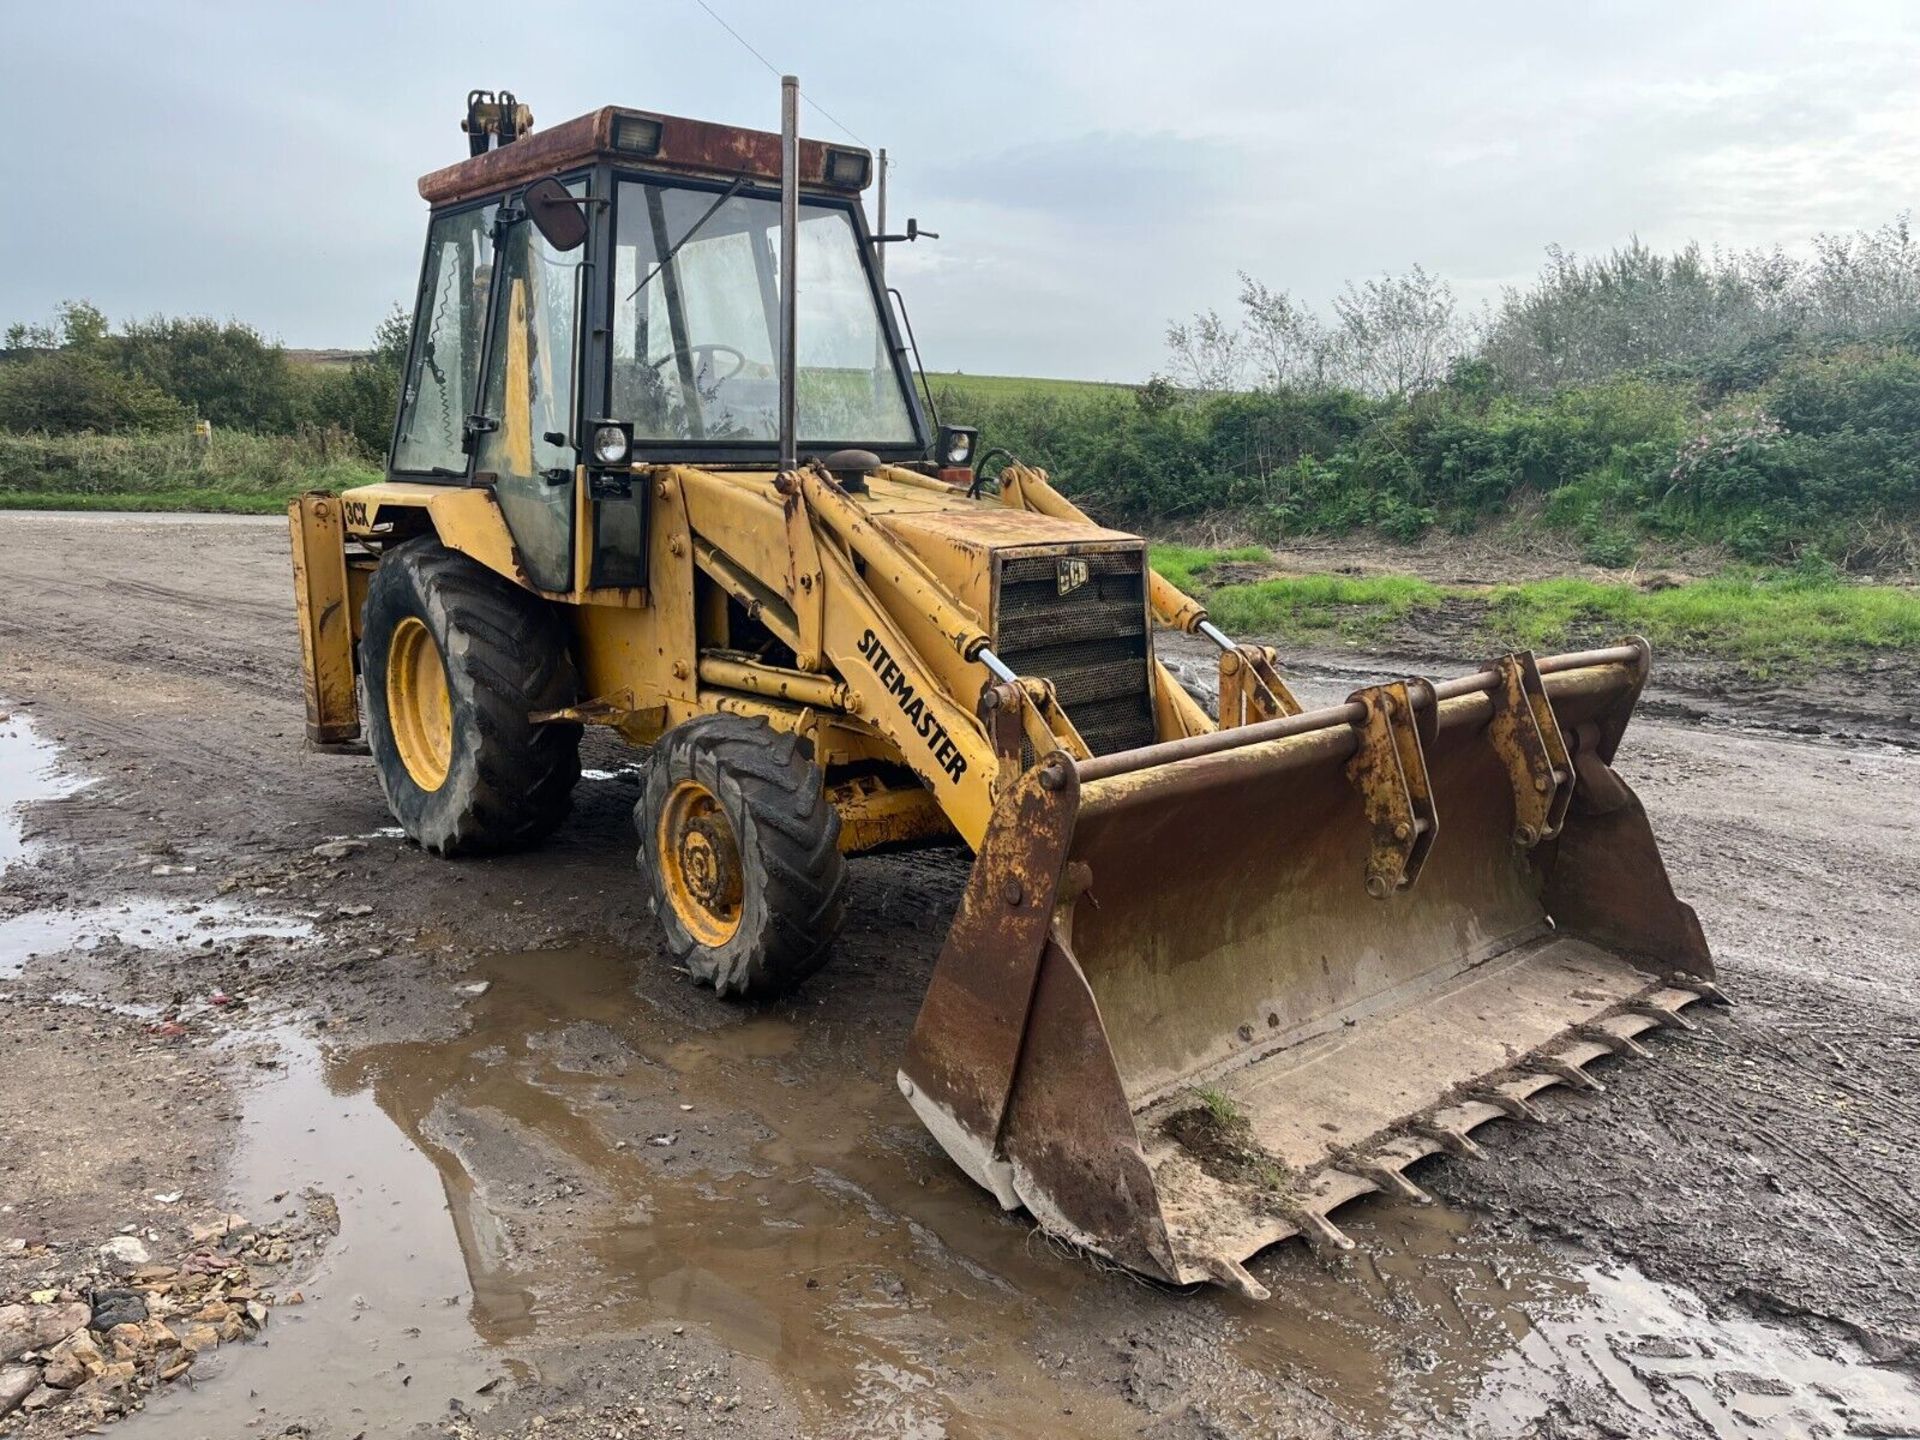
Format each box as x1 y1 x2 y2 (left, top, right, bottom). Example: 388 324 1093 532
89 1359 138 1395
0 1364 38 1419
98 1235 152 1271
89 1289 148 1331
180 1324 220 1354
42 1330 106 1389
20 1384 58 1412
0 1301 92 1363
188 1213 251 1244
190 1299 233 1325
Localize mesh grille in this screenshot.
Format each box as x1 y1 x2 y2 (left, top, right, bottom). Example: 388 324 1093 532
994 550 1156 757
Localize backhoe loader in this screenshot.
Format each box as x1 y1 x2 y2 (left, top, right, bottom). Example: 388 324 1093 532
288 84 1718 1298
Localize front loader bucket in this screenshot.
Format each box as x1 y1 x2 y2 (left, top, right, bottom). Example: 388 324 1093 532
899 641 1715 1297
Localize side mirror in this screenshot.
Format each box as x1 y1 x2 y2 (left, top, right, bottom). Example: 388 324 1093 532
523 177 587 253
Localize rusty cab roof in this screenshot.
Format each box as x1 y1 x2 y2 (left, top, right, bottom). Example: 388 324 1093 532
417 106 871 207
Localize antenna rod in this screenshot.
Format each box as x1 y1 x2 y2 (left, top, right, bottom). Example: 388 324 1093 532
778 74 800 472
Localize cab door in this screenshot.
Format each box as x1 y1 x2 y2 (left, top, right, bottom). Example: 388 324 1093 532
471 189 587 593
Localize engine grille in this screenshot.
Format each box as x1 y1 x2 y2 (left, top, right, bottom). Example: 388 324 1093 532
993 549 1156 757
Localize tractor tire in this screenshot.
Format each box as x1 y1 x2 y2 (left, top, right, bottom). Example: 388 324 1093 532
638 715 847 999
360 537 581 856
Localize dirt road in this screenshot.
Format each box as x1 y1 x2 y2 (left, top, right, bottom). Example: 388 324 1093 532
2 512 1917 1439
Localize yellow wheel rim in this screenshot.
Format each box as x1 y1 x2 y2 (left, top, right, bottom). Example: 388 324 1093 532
658 780 743 947
386 615 453 792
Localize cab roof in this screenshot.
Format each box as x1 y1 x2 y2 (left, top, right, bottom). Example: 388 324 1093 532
417 105 871 207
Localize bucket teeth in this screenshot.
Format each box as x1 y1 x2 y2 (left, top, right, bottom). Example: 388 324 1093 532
1414 1121 1487 1160
1292 1208 1356 1258
1347 1161 1434 1206
1198 1252 1271 1302
1532 1056 1606 1093
1671 977 1731 1006
1465 1086 1547 1122
1627 1000 1697 1032
1578 1023 1652 1059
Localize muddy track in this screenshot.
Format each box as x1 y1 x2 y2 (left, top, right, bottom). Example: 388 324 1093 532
2 513 1917 1440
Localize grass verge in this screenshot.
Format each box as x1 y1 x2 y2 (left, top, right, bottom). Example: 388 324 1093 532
1483 573 1920 668
1148 542 1271 592
0 430 378 513
1160 544 1920 669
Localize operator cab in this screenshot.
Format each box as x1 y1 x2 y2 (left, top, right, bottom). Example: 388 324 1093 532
386 102 934 593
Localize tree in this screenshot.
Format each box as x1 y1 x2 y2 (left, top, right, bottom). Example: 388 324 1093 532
1238 274 1338 390
1330 265 1464 399
1164 267 1463 399
116 315 297 430
5 300 108 352
1162 308 1247 392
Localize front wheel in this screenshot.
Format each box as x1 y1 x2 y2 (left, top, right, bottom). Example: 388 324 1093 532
638 715 847 998
360 538 581 856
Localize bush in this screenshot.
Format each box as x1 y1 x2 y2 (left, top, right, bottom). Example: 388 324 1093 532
116 315 298 432
0 351 188 434
294 363 401 456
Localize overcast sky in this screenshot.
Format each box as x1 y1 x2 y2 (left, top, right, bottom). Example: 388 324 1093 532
4 1 1917 380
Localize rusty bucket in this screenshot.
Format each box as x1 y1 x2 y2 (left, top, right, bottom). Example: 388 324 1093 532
898 641 1716 1296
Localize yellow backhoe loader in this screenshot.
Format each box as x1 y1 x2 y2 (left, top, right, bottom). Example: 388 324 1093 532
288 84 1719 1297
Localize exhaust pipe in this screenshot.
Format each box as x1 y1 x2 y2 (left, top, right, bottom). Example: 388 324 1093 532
778 74 799 473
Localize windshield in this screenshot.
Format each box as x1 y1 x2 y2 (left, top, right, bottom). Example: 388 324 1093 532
610 179 918 447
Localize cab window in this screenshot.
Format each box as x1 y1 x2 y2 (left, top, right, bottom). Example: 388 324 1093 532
610 180 916 447
393 203 498 475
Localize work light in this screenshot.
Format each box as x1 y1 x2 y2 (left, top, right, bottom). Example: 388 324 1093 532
824 148 872 190
936 425 978 468
611 113 664 157
589 421 633 467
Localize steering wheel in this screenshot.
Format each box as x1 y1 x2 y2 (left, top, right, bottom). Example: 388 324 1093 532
649 344 750 383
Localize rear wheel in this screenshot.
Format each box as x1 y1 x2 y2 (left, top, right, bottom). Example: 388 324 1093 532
361 538 581 855
638 715 847 998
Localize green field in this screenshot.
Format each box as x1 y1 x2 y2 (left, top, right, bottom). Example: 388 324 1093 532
925 372 1130 407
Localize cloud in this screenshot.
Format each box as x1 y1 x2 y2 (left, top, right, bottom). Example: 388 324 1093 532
4 0 1918 381
920 130 1241 224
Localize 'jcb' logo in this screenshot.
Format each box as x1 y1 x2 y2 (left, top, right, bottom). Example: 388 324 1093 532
1056 557 1090 596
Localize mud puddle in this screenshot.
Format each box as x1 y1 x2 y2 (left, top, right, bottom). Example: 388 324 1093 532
0 897 313 979
1229 1202 1920 1435
325 945 1151 1440
124 1027 493 1438
143 942 1920 1439
0 706 89 873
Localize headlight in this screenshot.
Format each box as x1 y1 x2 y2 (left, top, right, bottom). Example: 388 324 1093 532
589 421 632 467
936 424 978 468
